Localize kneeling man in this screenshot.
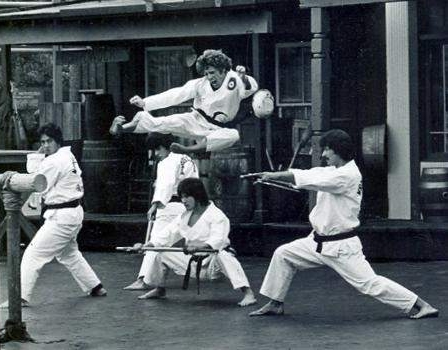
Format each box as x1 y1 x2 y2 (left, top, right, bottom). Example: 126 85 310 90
137 177 256 307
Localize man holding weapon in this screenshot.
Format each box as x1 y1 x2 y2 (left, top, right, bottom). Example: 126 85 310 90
123 133 199 290
248 129 438 319
125 177 257 307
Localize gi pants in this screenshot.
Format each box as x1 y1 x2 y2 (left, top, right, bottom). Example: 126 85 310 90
138 202 185 278
21 206 101 302
134 111 239 152
259 233 418 313
142 250 250 290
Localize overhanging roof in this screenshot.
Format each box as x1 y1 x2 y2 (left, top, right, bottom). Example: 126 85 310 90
299 0 405 8
0 8 272 45
0 0 280 45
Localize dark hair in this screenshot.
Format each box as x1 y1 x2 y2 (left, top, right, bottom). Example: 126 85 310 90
195 49 232 75
37 123 63 146
178 178 209 205
319 129 354 161
145 132 175 151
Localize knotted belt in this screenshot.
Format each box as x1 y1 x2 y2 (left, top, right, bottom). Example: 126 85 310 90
193 108 237 128
181 246 235 294
313 231 358 253
182 254 209 295
41 199 81 219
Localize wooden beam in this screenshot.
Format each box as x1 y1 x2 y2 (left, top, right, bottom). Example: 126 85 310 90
300 0 405 8
0 10 272 45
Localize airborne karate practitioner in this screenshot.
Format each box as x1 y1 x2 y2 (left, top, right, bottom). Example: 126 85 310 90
109 49 258 154
124 133 199 290
249 129 439 319
1 123 106 308
136 178 257 307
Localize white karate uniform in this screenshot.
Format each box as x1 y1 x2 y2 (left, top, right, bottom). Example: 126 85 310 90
132 70 258 152
259 160 418 313
138 153 199 278
21 147 101 301
142 202 250 290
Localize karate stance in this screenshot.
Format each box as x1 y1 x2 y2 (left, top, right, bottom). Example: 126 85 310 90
249 129 438 319
124 133 199 290
1 123 106 308
137 177 257 307
109 49 258 154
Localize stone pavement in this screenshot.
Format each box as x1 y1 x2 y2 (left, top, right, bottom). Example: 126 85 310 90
1 252 448 350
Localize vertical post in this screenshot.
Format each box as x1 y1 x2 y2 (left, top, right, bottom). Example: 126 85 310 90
310 8 331 208
5 201 22 323
1 44 12 87
251 33 266 224
386 1 418 219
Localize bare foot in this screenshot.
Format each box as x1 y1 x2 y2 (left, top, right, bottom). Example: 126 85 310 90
249 300 284 316
169 143 190 154
138 287 166 300
410 304 439 319
123 279 150 291
238 288 257 307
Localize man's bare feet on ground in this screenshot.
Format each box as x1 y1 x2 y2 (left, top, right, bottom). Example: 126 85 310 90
249 300 284 316
123 279 150 291
238 290 257 307
410 303 439 319
138 287 166 300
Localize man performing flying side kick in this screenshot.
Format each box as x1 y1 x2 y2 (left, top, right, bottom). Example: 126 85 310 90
109 49 258 154
249 129 438 320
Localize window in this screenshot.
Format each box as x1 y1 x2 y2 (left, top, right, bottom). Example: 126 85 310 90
274 43 312 155
145 46 194 105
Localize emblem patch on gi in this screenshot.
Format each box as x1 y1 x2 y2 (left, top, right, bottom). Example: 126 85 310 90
227 77 236 90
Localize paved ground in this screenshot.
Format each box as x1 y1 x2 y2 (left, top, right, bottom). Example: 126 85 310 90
1 252 448 350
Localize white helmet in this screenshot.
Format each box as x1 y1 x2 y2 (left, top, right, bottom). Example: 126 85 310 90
252 89 274 119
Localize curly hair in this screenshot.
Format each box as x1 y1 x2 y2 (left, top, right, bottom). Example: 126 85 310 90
37 123 63 146
195 49 232 75
319 129 354 161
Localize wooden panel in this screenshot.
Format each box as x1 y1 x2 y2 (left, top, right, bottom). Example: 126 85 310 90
39 102 81 140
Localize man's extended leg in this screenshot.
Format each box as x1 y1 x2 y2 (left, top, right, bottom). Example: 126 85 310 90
325 249 438 318
250 236 323 316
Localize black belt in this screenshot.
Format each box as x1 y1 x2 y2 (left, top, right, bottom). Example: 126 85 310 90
41 199 81 218
313 231 358 253
193 108 235 128
169 195 181 203
181 245 235 294
182 254 209 295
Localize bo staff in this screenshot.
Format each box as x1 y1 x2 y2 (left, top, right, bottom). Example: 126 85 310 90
116 246 218 253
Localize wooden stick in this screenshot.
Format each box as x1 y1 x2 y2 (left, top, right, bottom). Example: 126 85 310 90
265 148 275 171
8 173 47 192
254 179 301 193
116 246 218 253
144 219 154 245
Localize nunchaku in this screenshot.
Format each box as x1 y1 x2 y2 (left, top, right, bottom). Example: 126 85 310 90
116 246 218 254
240 125 314 193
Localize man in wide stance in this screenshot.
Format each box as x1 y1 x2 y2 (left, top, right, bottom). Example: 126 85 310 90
124 133 199 290
1 123 106 308
249 129 438 319
110 49 258 154
136 177 257 307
